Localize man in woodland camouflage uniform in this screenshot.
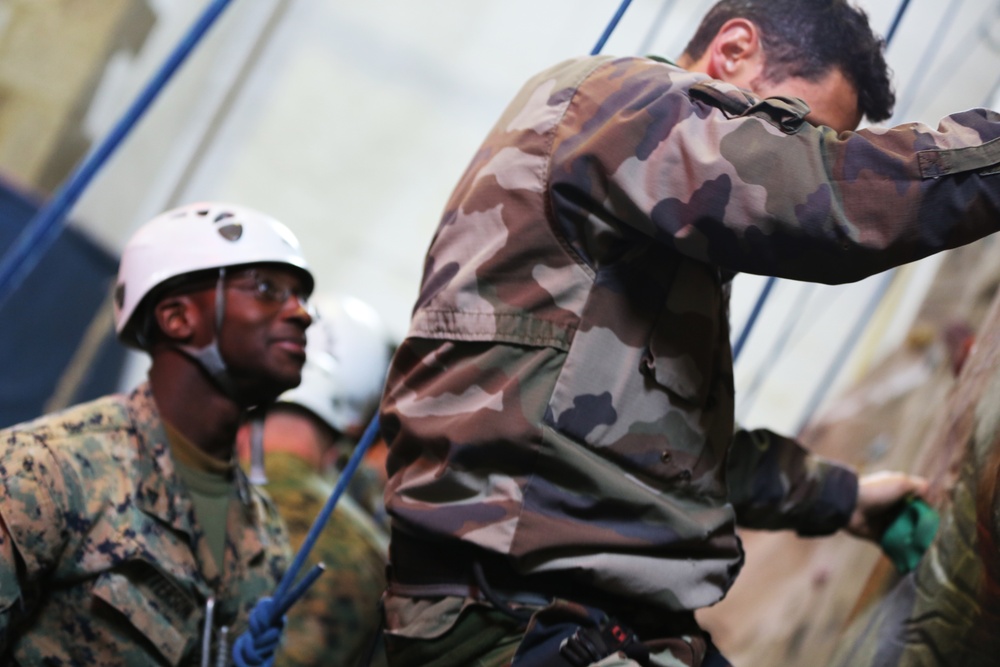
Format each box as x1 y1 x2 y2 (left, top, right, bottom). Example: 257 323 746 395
379 1 1000 665
0 202 313 665
237 294 392 667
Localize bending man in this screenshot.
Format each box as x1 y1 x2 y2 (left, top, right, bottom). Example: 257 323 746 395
379 1 996 665
0 202 313 665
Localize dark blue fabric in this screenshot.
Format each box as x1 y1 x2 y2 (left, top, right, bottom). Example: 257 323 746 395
703 645 733 667
512 604 606 667
0 175 126 428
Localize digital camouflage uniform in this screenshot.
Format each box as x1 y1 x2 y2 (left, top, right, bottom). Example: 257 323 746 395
261 451 388 667
0 382 289 666
380 55 1000 666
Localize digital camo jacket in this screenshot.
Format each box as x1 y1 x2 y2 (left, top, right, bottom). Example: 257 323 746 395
0 383 289 666
381 55 1000 615
262 452 387 667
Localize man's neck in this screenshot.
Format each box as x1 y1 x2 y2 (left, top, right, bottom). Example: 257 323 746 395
148 352 245 462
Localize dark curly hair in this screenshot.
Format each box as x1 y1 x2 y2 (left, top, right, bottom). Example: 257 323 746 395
682 0 895 122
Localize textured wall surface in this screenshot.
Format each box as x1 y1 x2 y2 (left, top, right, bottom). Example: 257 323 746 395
699 237 1000 666
0 1 153 193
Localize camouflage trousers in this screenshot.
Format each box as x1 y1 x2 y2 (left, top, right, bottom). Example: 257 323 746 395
383 598 731 667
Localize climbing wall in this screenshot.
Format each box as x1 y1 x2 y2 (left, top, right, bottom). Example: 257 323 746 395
697 236 1000 666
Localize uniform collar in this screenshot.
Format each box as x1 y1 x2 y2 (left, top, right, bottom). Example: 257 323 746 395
127 382 197 536
126 381 268 592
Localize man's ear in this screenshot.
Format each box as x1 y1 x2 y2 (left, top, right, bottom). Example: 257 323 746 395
152 295 201 343
705 18 764 86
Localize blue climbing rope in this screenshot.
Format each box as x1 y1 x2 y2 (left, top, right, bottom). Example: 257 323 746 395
276 0 641 605
0 0 237 311
884 0 913 46
782 0 925 431
233 4 644 661
592 0 634 55
794 270 898 434
232 414 381 666
271 413 381 610
736 283 815 421
732 276 776 362
794 43 1000 431
730 0 915 363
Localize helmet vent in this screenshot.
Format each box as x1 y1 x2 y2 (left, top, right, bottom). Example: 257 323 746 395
217 222 243 241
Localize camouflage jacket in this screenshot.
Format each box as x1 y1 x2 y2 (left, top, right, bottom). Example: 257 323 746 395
381 55 1000 615
0 383 289 666
261 452 387 667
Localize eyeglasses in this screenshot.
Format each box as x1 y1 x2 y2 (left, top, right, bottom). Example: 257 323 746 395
227 269 311 308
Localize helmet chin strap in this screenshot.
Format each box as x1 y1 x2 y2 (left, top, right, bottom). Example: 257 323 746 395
177 268 270 483
178 267 241 400
248 413 268 485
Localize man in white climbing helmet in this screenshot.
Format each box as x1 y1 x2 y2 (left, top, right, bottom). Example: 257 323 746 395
0 202 312 666
115 201 314 402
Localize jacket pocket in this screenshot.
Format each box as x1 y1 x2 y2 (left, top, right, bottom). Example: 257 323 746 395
91 561 200 666
639 259 725 407
543 255 725 485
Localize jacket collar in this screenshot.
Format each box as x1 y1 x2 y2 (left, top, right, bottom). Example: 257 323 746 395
126 382 267 590
127 382 198 536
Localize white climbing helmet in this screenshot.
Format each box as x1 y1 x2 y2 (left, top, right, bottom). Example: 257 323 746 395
278 294 392 437
114 201 313 349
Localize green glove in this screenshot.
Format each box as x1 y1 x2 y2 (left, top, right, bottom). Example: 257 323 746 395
879 498 939 574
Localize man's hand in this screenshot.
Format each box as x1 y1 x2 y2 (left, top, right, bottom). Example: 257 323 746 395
845 470 929 542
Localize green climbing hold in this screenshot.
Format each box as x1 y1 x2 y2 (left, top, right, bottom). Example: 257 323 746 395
879 498 940 574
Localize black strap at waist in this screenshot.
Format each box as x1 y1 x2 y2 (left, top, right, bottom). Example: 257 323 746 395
387 527 699 638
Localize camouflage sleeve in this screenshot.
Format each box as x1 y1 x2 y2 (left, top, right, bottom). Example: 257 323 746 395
0 432 75 649
727 428 858 536
550 57 1000 283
